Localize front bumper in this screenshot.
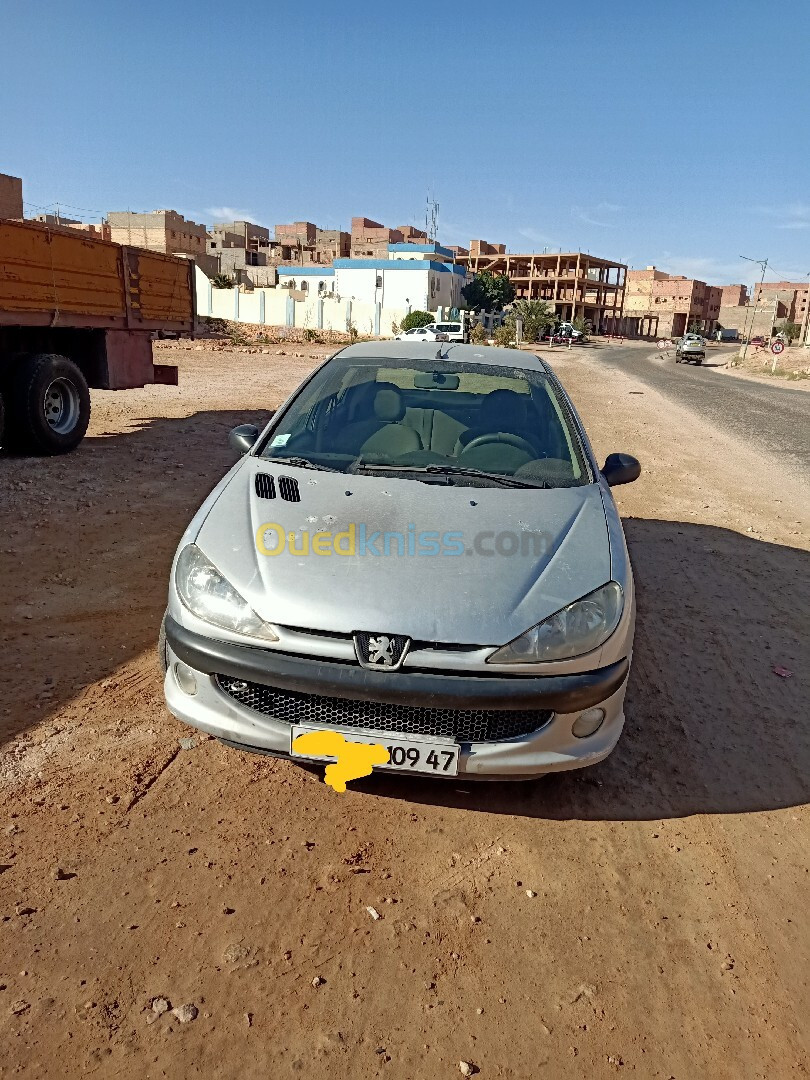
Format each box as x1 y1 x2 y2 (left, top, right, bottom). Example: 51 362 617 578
163 616 630 778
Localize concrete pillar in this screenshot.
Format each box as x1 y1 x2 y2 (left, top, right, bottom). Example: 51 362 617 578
317 298 324 330
259 291 266 325
374 302 381 336
285 295 295 327
346 300 353 332
234 287 240 322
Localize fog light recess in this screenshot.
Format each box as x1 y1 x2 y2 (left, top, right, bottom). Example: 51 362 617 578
174 662 198 696
572 708 605 738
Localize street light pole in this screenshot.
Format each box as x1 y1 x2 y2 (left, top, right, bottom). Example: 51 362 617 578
799 271 810 348
738 255 769 366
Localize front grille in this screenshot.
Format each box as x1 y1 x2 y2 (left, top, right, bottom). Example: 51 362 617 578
255 473 276 499
278 475 300 502
216 675 552 743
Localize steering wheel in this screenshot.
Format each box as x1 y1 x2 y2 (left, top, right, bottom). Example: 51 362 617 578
463 432 538 457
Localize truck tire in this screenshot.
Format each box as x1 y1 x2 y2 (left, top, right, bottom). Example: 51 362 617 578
11 353 91 454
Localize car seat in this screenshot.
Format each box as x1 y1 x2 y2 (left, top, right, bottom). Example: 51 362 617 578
335 384 422 458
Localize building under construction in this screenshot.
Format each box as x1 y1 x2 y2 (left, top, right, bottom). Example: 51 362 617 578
454 240 627 331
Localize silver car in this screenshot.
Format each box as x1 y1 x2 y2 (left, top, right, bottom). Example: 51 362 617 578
161 342 640 780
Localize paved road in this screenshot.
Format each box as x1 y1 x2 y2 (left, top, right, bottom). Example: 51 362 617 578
589 344 810 478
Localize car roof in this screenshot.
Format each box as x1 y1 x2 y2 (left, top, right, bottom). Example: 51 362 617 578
334 341 551 372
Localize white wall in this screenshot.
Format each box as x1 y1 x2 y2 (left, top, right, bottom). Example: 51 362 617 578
277 271 335 295
196 267 408 337
333 264 464 313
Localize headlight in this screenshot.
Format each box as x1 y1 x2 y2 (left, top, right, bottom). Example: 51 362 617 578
487 582 623 664
175 544 278 640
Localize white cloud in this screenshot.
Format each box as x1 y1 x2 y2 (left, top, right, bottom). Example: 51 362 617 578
653 254 758 286
752 202 810 231
571 201 622 228
516 226 561 248
205 205 261 224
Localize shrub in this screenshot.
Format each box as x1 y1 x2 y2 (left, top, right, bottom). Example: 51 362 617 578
493 325 516 348
211 273 235 290
302 328 321 343
469 323 487 344
400 310 435 332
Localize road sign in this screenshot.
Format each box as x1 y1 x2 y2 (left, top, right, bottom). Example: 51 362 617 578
770 339 785 355
657 339 672 350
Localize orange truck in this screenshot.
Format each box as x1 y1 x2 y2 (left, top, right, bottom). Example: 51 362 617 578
0 219 194 454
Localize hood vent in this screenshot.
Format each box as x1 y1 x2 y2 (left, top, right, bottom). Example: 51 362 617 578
279 475 301 503
255 473 276 500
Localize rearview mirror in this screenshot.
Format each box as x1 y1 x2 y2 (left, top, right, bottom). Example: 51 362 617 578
602 453 640 487
413 372 460 389
229 424 260 455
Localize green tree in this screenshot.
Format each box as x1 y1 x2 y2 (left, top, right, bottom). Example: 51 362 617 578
211 273 235 289
571 316 590 336
462 271 515 312
506 299 556 343
400 310 435 332
780 321 801 342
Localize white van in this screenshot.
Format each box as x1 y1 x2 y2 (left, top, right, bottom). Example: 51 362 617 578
428 321 466 343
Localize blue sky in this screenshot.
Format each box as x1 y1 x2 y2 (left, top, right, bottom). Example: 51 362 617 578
2 0 808 287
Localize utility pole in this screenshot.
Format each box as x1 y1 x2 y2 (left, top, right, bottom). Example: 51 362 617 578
799 271 810 348
738 255 768 366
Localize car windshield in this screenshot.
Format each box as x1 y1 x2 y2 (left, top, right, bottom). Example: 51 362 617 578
259 356 589 488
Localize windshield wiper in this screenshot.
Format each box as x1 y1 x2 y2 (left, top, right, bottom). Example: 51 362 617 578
263 455 340 473
351 462 548 488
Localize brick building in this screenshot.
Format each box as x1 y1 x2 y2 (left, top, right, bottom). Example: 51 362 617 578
454 242 626 330
622 267 721 337
350 217 406 258
107 210 208 258
753 281 809 327
720 284 748 307
0 173 23 219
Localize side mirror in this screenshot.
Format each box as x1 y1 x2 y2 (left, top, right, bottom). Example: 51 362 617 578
602 452 640 487
229 424 260 455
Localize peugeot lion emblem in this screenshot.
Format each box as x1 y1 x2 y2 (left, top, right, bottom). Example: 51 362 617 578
354 631 410 671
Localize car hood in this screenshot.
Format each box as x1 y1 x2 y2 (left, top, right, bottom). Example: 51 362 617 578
193 458 611 645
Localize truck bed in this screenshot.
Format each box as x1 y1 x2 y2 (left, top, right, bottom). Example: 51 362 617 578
0 219 195 333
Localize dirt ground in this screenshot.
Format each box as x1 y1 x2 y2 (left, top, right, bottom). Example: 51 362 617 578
1 341 808 1079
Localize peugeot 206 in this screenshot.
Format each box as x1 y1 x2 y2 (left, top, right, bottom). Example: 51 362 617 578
160 342 640 780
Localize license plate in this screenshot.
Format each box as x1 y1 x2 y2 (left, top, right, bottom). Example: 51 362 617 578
290 726 459 776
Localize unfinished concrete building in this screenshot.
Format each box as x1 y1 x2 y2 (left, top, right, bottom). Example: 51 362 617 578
272 221 349 265
0 173 23 219
107 210 208 258
455 241 626 331
622 267 721 337
753 280 809 327
720 284 749 307
350 217 406 258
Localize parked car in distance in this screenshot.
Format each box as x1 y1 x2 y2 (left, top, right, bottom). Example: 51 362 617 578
394 326 449 342
675 334 705 364
749 336 766 348
429 321 466 343
161 341 640 782
556 321 584 340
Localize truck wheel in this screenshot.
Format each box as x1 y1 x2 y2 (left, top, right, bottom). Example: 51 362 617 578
696 357 703 365
11 353 91 454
